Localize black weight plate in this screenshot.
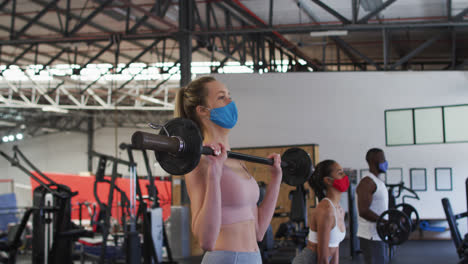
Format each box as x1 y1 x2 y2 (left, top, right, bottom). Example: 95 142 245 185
281 148 314 186
396 203 420 232
377 209 412 246
155 118 203 175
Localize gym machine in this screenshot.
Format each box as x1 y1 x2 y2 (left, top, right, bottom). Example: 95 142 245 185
347 180 421 260
442 178 468 264
376 182 420 246
87 151 139 264
347 182 360 259
0 146 92 264
119 143 175 264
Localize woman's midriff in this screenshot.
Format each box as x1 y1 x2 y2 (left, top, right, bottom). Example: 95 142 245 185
213 220 259 252
306 241 339 256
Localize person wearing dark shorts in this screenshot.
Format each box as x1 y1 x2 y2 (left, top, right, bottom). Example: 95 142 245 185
356 148 390 264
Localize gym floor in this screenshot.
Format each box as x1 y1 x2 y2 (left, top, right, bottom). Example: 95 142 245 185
14 238 457 264
176 239 459 264
338 239 459 264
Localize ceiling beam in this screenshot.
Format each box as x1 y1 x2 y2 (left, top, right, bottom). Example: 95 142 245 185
30 0 151 64
332 38 365 70
222 0 322 70
14 0 59 38
310 0 351 24
331 36 382 70
68 0 114 36
0 6 114 65
0 0 10 11
0 21 467 46
453 6 468 21
358 0 398 24
389 32 445 70
447 0 452 20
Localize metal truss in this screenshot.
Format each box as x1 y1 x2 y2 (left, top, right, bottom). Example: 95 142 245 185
0 0 465 132
0 108 90 138
0 0 324 70
0 0 327 117
0 107 173 139
0 77 177 111
0 0 465 72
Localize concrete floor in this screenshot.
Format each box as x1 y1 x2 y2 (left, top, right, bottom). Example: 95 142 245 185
339 239 459 264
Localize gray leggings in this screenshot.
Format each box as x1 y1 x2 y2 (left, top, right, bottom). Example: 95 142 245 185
201 250 262 264
292 247 333 264
292 247 318 264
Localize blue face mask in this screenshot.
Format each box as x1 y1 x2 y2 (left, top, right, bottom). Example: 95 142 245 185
209 101 238 129
379 161 389 173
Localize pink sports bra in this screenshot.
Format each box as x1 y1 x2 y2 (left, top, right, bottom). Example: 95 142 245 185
219 164 260 225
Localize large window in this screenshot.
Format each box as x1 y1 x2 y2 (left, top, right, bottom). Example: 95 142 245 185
385 110 414 145
385 104 468 146
444 105 468 143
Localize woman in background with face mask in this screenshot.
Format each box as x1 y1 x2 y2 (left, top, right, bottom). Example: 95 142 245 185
293 160 348 264
175 76 282 264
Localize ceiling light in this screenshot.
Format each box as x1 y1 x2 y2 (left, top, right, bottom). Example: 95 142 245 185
41 127 59 133
2 136 8 142
8 135 14 141
42 106 69 114
16 133 23 140
310 30 348 37
0 121 17 127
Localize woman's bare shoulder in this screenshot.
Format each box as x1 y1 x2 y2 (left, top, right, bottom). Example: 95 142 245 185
315 200 335 219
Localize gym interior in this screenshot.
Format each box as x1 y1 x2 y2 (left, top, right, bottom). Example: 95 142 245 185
0 1 467 264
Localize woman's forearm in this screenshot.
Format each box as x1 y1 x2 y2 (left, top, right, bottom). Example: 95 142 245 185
256 176 282 240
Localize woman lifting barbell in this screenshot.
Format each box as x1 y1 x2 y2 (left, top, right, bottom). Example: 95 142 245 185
293 160 348 264
175 76 282 264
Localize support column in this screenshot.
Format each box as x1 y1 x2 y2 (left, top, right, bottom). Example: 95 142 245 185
10 0 16 39
87 115 94 172
451 28 456 69
179 0 194 87
336 45 340 71
383 29 389 70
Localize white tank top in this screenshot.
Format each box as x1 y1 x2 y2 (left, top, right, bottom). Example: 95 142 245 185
356 173 388 240
308 198 346 247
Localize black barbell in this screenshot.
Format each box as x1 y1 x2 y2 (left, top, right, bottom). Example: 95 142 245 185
376 203 420 245
131 117 314 186
376 209 412 246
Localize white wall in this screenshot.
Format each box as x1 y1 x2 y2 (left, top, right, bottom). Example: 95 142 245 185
214 71 468 235
0 126 168 207
1 71 466 236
